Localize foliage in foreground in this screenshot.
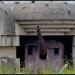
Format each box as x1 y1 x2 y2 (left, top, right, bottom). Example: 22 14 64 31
0 66 75 74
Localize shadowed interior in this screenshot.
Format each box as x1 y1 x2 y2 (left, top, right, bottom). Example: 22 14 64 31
16 36 73 68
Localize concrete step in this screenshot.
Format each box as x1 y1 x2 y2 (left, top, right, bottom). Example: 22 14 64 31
25 32 65 35
21 25 75 29
24 28 71 33
18 20 75 25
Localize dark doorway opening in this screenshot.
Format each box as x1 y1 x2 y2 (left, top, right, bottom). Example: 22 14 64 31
40 54 47 60
16 35 73 68
28 45 33 55
16 45 25 68
54 48 59 55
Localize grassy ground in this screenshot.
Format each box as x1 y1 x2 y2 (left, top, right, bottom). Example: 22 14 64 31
0 66 74 74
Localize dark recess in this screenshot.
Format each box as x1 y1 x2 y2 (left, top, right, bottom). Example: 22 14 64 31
16 35 73 68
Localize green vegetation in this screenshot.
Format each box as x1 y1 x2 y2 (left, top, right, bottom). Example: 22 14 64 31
0 65 74 74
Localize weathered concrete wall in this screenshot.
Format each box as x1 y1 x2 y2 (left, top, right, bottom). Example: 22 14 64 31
0 35 19 46
0 8 7 35
0 46 20 70
15 22 26 35
5 8 15 35
14 2 75 20
0 3 15 35
0 46 16 58
15 2 75 36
